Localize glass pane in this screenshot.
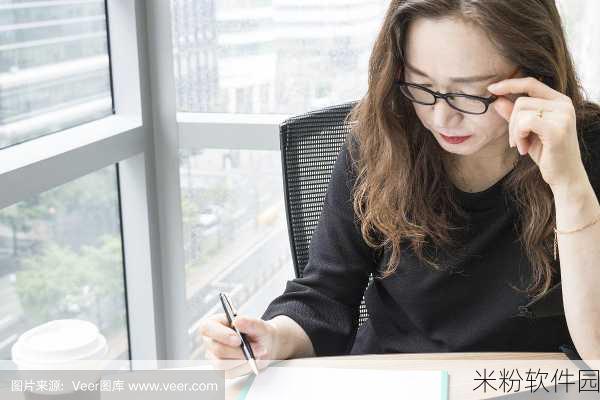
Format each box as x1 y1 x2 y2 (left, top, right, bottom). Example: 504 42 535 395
170 0 390 114
557 0 600 100
180 149 293 359
0 0 113 149
448 96 487 114
402 85 435 104
0 166 129 361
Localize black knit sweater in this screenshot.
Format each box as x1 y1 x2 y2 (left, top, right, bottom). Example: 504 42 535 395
261 126 600 357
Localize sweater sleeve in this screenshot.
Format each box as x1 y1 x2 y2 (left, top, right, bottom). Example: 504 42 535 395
260 141 378 357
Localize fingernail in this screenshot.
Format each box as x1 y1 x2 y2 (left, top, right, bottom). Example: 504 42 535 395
487 83 498 91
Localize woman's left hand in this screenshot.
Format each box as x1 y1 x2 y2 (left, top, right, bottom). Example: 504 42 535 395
487 77 587 189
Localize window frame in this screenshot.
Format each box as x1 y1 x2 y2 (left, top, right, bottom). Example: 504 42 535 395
0 0 161 365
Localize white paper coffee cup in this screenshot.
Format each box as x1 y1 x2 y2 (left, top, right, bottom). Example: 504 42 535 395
11 319 108 397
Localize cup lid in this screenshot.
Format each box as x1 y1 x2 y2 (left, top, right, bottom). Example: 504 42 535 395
11 319 108 366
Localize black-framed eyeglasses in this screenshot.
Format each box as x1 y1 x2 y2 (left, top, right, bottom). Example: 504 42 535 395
395 81 498 115
395 67 521 115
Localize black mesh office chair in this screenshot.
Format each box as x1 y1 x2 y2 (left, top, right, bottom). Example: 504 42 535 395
278 100 372 328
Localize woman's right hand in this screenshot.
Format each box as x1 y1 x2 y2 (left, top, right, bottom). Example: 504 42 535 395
197 313 279 378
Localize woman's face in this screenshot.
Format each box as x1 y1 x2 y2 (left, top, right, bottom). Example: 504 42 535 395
403 17 519 158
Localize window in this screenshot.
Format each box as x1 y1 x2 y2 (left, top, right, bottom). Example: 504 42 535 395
0 166 129 361
170 0 389 114
557 0 600 100
0 0 113 149
0 0 146 362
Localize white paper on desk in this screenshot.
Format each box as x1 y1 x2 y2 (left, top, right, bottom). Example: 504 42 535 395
237 367 448 400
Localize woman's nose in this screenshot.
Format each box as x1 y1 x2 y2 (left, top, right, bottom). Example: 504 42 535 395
431 99 462 127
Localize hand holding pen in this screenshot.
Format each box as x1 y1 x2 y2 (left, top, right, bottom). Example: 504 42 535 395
198 293 278 378
219 292 259 376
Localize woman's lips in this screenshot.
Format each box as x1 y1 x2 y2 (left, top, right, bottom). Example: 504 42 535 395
440 133 472 144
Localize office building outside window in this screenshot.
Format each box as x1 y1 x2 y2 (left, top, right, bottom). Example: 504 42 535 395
0 0 113 149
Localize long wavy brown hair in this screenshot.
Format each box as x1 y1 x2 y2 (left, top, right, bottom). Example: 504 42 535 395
346 0 600 299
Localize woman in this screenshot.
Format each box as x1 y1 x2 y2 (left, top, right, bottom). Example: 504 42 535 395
198 0 600 376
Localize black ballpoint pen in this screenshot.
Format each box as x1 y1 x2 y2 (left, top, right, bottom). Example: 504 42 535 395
219 292 259 376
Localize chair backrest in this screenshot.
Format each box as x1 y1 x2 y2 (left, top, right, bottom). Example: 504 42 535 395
279 101 371 326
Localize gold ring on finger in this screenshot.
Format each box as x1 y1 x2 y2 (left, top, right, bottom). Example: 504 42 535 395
536 109 544 119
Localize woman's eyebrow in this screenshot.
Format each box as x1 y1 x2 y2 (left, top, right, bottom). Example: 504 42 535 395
404 62 498 83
